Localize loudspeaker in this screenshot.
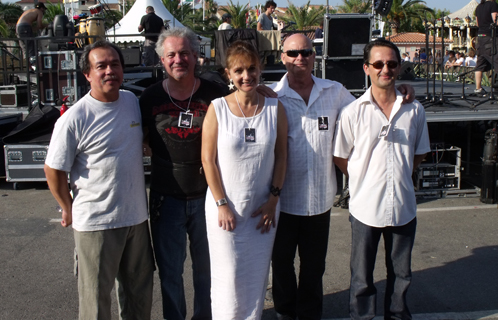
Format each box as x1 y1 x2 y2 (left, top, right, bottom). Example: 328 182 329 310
324 14 372 58
374 0 393 16
397 62 415 80
324 59 367 91
121 48 141 66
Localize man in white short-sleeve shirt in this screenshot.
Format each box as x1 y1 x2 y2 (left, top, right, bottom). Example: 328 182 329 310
44 41 154 319
333 39 430 320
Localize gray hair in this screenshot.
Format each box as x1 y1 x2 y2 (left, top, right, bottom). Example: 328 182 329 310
155 27 200 58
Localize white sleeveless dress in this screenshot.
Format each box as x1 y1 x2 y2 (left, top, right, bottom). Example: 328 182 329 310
205 96 280 319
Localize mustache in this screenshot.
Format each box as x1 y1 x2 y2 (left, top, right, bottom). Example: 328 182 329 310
103 75 118 82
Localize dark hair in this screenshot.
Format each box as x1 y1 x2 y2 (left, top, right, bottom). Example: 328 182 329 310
363 38 401 64
79 41 125 75
146 6 154 13
265 0 277 9
222 13 232 22
35 2 46 9
225 41 261 72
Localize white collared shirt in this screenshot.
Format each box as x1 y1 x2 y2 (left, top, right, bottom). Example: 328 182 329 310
269 73 355 216
333 88 431 227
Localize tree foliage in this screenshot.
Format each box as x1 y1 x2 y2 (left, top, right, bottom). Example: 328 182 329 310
0 1 23 37
220 0 251 29
282 0 325 30
43 1 65 26
336 0 371 14
386 0 433 34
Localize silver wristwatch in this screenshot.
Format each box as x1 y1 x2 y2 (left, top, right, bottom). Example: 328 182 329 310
216 198 228 207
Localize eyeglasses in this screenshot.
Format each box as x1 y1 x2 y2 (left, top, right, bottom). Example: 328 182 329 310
284 49 314 58
366 60 399 69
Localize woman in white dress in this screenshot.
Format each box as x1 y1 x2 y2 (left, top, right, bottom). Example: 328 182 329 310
201 41 288 319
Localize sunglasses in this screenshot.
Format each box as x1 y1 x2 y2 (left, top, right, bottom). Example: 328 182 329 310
284 49 314 58
366 60 399 69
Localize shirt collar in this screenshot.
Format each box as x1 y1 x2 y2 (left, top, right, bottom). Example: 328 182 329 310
360 87 405 118
274 73 337 102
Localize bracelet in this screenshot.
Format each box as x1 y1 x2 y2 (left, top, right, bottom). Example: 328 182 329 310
270 185 281 197
216 198 228 207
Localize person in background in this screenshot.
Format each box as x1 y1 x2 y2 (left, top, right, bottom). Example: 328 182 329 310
443 49 451 65
475 0 498 94
402 53 410 62
138 6 165 66
257 0 277 31
444 51 456 68
218 13 232 30
419 48 427 63
466 48 477 67
413 52 420 63
315 21 323 39
16 2 47 60
44 41 154 319
333 38 430 320
202 40 288 320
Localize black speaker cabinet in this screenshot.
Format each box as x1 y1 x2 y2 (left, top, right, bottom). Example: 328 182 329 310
122 48 142 66
324 14 372 58
324 58 367 92
397 62 415 80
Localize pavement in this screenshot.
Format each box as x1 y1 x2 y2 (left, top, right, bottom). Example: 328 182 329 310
1 180 497 320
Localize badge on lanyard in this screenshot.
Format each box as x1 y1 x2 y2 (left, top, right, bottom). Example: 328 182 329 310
378 124 391 138
178 112 193 128
318 116 329 131
245 128 256 143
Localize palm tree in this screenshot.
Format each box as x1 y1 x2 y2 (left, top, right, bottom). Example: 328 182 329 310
281 0 325 30
162 0 194 24
43 1 65 26
336 0 371 14
386 0 433 34
0 2 23 37
220 0 250 29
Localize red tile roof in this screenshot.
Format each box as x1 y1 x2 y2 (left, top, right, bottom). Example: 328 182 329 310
389 32 453 44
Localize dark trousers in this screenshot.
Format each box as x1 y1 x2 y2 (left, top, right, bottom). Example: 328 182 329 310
272 210 330 320
349 215 417 320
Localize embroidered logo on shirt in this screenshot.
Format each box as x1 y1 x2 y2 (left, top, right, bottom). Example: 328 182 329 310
130 121 140 128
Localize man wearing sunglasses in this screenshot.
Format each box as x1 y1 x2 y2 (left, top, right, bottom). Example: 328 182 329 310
333 39 430 320
268 34 416 320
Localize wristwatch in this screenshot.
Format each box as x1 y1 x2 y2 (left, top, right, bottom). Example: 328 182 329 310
270 185 281 197
216 198 228 207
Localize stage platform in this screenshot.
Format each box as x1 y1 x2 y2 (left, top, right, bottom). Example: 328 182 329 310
399 79 498 122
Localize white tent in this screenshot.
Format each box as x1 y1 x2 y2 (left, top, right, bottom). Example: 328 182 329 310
448 0 479 20
106 0 185 43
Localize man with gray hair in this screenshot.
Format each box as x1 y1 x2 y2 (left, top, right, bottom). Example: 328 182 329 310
139 27 228 320
44 40 154 319
138 6 164 66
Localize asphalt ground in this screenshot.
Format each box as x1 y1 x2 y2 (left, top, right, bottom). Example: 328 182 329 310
1 180 497 320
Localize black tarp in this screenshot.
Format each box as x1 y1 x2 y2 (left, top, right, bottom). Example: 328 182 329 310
2 104 60 144
214 29 259 67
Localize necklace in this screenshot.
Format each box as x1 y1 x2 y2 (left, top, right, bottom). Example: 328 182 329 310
165 78 197 113
235 91 259 128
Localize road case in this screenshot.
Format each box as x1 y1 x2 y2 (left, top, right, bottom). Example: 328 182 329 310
38 51 88 106
4 144 48 188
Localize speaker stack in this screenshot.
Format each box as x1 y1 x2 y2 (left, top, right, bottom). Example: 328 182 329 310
322 14 372 93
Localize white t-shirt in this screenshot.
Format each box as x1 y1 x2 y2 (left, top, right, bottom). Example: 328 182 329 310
45 90 148 232
465 56 477 67
455 57 465 66
333 88 431 227
218 22 232 30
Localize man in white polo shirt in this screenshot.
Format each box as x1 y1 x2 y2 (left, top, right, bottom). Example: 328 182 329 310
333 38 430 320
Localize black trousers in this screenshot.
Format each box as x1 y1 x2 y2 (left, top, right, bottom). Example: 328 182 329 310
272 210 331 320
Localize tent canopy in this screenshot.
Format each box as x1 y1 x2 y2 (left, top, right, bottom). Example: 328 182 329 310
106 0 184 43
448 0 479 20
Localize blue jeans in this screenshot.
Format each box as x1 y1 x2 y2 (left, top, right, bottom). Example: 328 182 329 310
149 191 212 320
349 215 417 320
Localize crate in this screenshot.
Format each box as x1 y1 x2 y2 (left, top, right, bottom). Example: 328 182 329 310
4 144 49 184
38 51 88 106
0 85 29 108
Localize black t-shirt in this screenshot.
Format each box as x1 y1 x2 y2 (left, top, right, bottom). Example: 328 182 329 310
140 12 164 42
477 1 498 36
140 78 227 199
